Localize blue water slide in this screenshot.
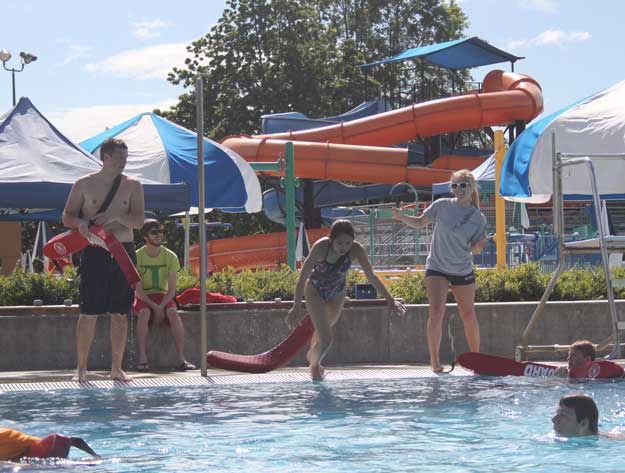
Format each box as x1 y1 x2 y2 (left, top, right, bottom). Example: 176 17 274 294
263 181 414 226
261 100 391 134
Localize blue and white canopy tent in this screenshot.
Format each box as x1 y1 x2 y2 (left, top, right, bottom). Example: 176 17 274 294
0 98 190 219
80 112 261 213
500 78 625 203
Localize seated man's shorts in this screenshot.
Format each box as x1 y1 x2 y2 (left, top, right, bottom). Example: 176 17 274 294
134 293 177 326
79 243 136 315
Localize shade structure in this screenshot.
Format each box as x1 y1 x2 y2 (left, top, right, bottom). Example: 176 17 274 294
432 154 495 195
0 98 189 219
500 79 625 203
361 37 523 70
80 113 262 213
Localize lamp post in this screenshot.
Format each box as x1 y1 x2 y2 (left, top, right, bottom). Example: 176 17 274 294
0 49 37 106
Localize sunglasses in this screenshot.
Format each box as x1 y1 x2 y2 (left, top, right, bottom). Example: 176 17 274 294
148 229 164 235
450 182 471 190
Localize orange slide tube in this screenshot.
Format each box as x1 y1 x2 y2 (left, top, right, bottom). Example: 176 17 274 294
252 69 543 146
221 70 542 187
190 228 328 274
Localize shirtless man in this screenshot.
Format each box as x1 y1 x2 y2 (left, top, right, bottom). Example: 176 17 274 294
62 138 145 383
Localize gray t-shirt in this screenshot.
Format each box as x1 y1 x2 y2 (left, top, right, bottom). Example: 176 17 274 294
422 198 487 275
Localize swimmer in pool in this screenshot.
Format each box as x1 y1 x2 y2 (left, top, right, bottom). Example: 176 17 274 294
0 427 98 462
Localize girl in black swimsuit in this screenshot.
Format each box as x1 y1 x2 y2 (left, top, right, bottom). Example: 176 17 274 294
286 220 406 380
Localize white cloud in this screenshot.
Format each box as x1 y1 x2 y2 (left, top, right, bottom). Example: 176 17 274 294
132 19 169 40
48 99 177 142
518 0 557 13
63 44 91 65
507 29 590 49
85 42 189 80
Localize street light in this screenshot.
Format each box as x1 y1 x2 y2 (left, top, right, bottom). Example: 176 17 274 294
0 49 37 106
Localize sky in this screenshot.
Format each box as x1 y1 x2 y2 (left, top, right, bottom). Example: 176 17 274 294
0 0 622 142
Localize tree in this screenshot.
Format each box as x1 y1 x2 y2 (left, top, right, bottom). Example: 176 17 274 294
162 0 468 136
158 0 469 235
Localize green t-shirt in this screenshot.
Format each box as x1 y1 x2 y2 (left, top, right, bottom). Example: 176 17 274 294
136 246 181 295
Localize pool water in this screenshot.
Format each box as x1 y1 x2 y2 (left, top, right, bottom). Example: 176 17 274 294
2 376 625 472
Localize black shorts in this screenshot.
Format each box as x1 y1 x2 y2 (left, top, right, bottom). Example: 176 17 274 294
79 243 136 315
425 269 476 286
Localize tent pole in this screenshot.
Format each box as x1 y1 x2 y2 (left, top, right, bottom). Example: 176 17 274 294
183 211 190 269
196 77 208 377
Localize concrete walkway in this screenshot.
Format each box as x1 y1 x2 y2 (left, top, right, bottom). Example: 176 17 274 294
0 364 478 392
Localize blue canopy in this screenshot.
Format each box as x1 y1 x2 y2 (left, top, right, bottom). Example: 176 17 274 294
361 37 523 70
80 113 261 213
0 98 189 220
500 78 625 203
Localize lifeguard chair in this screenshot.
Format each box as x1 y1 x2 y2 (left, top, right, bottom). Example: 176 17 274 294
516 133 625 360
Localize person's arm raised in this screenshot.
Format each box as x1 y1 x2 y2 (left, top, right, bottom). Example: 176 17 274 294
391 204 429 230
69 437 99 458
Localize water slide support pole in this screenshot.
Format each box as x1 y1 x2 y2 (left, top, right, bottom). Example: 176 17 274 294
284 142 297 270
495 130 507 270
249 153 298 270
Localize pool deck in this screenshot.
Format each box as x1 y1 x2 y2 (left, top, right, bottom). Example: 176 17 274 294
0 361 580 392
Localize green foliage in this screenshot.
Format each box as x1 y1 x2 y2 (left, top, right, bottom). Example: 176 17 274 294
388 272 427 304
0 269 79 306
162 0 468 137
6 263 625 306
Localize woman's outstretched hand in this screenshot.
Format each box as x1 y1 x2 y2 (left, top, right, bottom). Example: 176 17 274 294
391 205 404 222
285 305 302 329
387 299 406 318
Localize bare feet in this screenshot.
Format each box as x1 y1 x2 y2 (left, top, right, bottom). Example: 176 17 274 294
110 368 132 383
310 364 325 381
72 369 88 383
431 365 444 373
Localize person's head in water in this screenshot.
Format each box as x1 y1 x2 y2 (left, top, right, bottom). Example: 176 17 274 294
141 219 164 247
329 219 355 256
567 340 596 371
552 394 599 436
450 169 480 208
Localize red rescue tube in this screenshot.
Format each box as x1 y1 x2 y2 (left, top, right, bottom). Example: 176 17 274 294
44 226 140 287
457 352 624 379
206 315 315 373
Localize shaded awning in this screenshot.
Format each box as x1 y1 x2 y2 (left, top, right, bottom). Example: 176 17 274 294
361 37 523 70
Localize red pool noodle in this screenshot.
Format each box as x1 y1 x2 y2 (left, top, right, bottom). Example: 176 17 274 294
206 315 315 373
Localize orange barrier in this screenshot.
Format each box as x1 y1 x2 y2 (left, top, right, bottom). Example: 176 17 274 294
190 228 328 274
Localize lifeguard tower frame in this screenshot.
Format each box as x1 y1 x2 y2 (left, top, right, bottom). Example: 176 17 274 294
516 133 625 361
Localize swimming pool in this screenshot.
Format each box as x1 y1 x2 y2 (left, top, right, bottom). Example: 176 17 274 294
2 375 625 472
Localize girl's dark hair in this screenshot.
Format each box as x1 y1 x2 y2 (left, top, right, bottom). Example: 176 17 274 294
329 219 355 240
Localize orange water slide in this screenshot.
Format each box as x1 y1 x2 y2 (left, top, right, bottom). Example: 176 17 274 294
221 70 542 186
191 228 328 274
253 69 543 145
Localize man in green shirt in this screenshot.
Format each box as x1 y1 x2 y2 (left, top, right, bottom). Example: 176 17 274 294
134 219 195 371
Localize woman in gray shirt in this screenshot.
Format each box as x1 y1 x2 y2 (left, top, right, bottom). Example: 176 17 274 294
393 169 488 372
